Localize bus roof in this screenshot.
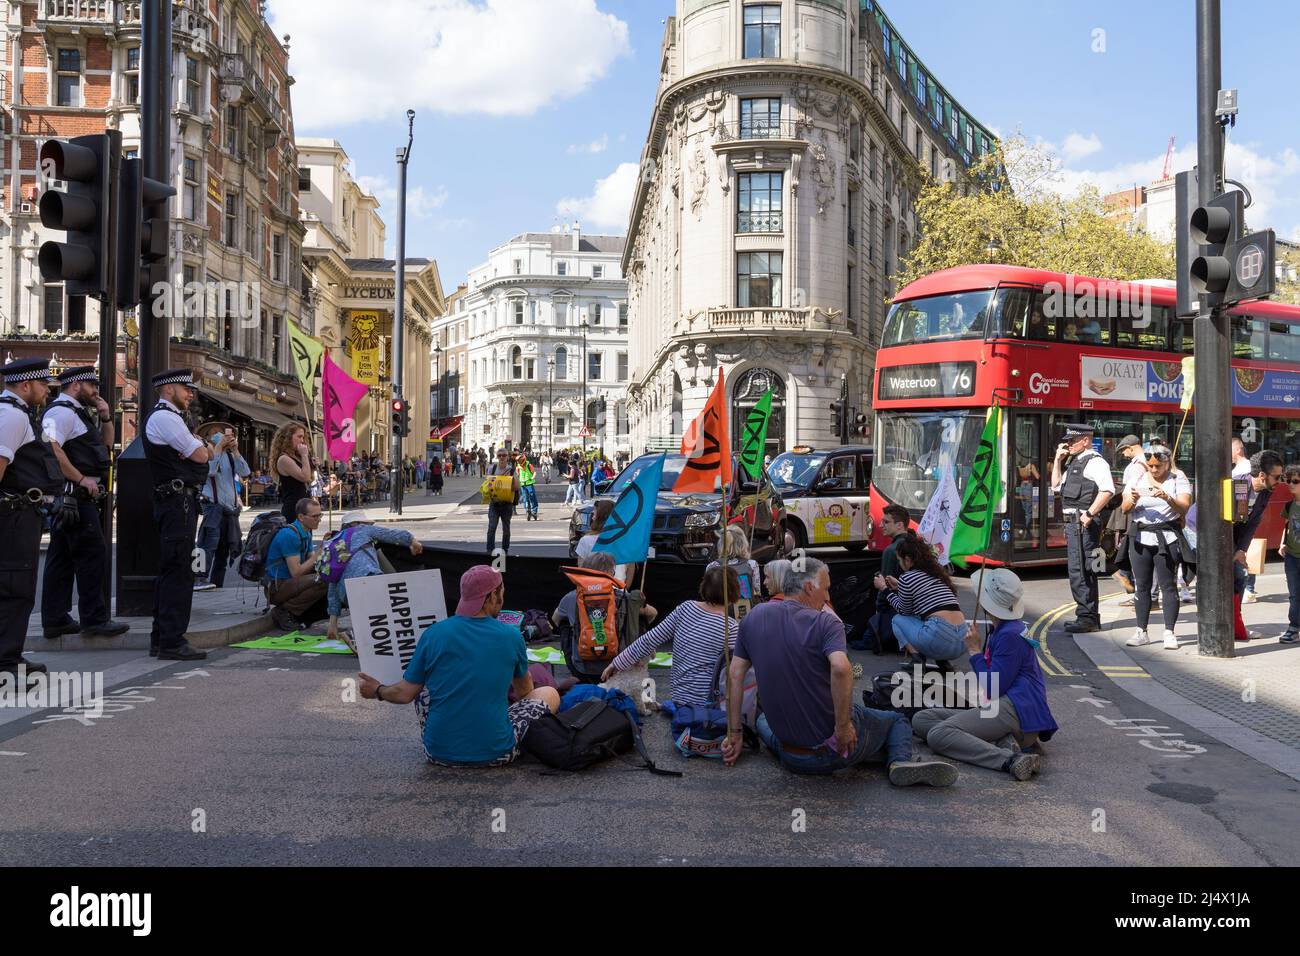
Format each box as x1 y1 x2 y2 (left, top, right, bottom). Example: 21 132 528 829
892 264 1300 320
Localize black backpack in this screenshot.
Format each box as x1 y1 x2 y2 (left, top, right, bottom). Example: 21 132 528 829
238 511 288 583
522 697 681 776
863 664 977 719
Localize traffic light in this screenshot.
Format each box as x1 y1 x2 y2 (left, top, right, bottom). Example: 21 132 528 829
1176 174 1276 315
852 413 870 439
116 157 175 308
391 398 411 438
37 135 112 298
595 399 607 436
829 400 846 441
1188 189 1242 307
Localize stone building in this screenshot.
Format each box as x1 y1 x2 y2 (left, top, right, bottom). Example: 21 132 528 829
623 0 994 455
429 282 469 453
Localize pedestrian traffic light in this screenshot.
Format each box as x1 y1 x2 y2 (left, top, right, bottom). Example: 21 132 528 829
37 135 112 298
116 156 175 308
391 398 410 438
1177 178 1276 313
829 401 845 441
1188 190 1242 307
853 413 870 438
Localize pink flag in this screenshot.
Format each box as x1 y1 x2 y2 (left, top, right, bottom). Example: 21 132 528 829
323 354 369 461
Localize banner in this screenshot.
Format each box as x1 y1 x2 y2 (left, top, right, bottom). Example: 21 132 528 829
917 464 961 562
738 389 773 481
323 354 369 461
349 311 382 386
353 348 380 386
349 569 448 685
674 370 731 493
286 322 324 403
594 454 664 565
948 406 1004 568
1180 356 1195 411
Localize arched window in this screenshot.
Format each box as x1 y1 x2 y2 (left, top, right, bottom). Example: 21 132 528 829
511 346 523 380
555 346 568 380
731 367 786 462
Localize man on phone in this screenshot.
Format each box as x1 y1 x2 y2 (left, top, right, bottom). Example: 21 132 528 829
195 420 249 591
1051 423 1114 633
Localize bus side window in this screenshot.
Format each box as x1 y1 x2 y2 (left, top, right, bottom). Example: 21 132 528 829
1232 315 1266 360
1025 292 1056 341
994 288 1031 339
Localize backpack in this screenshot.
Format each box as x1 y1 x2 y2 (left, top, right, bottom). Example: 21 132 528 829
521 696 681 776
521 609 553 643
238 511 288 583
557 566 642 682
315 526 374 585
862 664 977 719
670 649 760 759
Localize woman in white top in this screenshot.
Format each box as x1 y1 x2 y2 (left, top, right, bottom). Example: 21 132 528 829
1120 444 1192 649
574 498 630 583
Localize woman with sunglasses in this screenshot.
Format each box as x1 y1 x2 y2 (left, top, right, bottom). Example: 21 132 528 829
1120 444 1192 649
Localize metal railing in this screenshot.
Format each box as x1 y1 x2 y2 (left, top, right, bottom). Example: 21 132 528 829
736 211 783 233
38 0 140 23
220 53 285 128
713 119 804 143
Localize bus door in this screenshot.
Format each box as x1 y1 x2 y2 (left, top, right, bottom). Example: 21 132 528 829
1007 411 1068 563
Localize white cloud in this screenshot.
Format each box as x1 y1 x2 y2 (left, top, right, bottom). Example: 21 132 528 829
1061 132 1103 163
269 0 631 128
356 175 449 220
567 134 609 156
555 162 639 230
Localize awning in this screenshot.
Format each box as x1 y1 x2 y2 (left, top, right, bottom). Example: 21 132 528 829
204 389 298 430
430 416 464 441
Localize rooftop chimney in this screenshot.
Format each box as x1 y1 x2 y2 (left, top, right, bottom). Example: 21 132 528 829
572 221 581 252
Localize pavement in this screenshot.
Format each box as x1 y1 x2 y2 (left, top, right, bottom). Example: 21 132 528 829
1072 568 1300 782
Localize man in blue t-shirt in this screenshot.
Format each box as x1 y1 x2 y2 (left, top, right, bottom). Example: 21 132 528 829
264 497 329 630
357 565 560 766
721 557 956 786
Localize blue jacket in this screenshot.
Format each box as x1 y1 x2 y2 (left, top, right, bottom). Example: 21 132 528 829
970 620 1058 738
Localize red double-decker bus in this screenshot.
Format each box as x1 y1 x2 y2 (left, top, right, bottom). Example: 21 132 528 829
867 264 1300 566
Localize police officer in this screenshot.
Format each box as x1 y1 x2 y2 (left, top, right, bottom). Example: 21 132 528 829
0 358 76 681
144 369 215 661
39 365 129 639
1051 423 1116 633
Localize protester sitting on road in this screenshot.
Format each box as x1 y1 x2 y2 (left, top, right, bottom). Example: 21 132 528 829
552 552 657 631
859 505 910 650
1279 465 1300 644
875 535 965 663
706 525 762 605
912 569 1057 782
575 499 630 582
721 557 956 786
763 559 792 599
1120 444 1192 650
264 497 329 631
358 565 560 767
599 565 737 708
324 512 425 642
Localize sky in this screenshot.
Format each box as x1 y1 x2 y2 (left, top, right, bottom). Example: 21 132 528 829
266 0 1300 289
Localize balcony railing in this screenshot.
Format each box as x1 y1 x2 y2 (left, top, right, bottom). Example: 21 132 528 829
220 53 284 128
714 120 804 143
38 0 140 23
678 307 845 336
736 211 783 233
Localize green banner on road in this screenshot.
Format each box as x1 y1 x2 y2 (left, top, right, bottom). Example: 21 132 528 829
232 632 355 655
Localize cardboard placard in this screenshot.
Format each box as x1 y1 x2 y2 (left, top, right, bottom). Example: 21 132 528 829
349 569 448 685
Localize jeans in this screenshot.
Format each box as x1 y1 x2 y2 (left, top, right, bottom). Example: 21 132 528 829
890 615 965 661
1286 553 1300 631
487 501 512 553
564 482 582 506
756 705 913 775
196 502 233 587
521 484 538 515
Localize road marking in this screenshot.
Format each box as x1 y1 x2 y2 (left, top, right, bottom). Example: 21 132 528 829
0 751 27 757
1026 602 1075 676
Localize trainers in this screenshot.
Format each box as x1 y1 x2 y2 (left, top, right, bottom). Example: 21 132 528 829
1007 753 1041 781
1179 588 1194 604
271 607 304 632
1242 590 1258 605
1162 631 1180 650
888 759 957 788
1280 631 1299 644
1126 628 1151 647
193 580 217 592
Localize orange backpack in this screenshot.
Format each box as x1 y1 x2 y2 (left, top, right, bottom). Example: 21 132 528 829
561 565 629 666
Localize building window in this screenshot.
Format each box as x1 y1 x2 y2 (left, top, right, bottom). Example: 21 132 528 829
512 299 525 324
225 106 239 153
125 47 140 103
513 258 522 275
588 352 602 382
848 190 857 246
272 233 284 282
743 4 780 59
224 192 238 246
737 252 783 308
555 346 568 380
297 167 311 191
511 346 523 380
965 122 975 155
618 303 628 328
589 301 602 325
556 261 567 276
245 203 257 256
67 295 86 335
740 97 781 138
56 49 81 106
738 172 783 233
617 352 628 382
183 157 199 221
185 57 200 113
592 265 604 279
555 417 567 436
555 299 568 327
43 286 63 332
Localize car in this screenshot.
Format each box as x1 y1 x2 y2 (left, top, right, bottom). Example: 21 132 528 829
569 453 786 563
767 445 875 552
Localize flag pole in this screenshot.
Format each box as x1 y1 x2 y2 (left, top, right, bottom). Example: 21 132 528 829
972 403 1002 653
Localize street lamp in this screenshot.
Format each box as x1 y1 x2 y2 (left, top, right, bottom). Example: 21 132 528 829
581 318 589 460
546 355 555 454
985 237 1003 263
432 342 442 427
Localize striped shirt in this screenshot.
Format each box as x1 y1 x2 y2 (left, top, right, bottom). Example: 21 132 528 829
886 569 960 618
611 600 734 707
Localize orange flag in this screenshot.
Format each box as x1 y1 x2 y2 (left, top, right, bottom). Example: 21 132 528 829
674 369 732 492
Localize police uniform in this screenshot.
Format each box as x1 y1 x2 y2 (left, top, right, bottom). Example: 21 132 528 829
0 359 66 676
39 366 128 639
144 369 210 661
1054 423 1116 632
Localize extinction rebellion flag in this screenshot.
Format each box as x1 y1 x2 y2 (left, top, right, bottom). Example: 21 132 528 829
948 405 1004 568
673 370 732 493
593 454 665 566
738 389 773 482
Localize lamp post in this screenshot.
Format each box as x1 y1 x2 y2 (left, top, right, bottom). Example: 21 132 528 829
581 319 589 459
546 356 555 455
391 109 414 516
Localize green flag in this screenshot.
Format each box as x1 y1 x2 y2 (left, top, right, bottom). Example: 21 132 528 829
948 405 1004 568
286 322 324 403
738 389 774 481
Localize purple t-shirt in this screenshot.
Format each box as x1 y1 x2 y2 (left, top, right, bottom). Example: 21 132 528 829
734 599 847 748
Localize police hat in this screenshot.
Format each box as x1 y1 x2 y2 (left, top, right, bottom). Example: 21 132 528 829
152 368 197 389
1061 423 1095 441
2 357 54 385
57 365 99 387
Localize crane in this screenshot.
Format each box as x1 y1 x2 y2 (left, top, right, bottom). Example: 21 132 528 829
1161 135 1176 180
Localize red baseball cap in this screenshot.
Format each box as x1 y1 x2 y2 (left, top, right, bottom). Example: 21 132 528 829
456 565 503 616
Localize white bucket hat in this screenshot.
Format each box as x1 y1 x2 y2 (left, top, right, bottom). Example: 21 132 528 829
979 568 1025 620
340 511 372 528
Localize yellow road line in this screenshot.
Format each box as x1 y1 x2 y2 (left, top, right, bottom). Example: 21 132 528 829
1030 603 1076 676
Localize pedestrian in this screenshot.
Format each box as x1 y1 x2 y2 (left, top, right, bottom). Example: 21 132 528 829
324 511 424 642
194 420 249 592
1233 450 1283 642
428 456 444 496
1051 423 1115 633
518 453 539 520
875 534 966 663
706 524 762 606
912 569 1057 781
540 451 552 484
264 497 329 631
857 504 909 651
39 365 128 638
0 358 68 681
1110 434 1145 600
143 369 214 661
1120 444 1192 650
1232 438 1260 604
270 422 312 522
575 499 629 581
486 448 519 555
1277 465 1300 644
564 455 583 507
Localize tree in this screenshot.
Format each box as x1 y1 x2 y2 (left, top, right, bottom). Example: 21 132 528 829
892 137 1176 294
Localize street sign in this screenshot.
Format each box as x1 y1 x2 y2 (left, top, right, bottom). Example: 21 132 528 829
578 425 592 438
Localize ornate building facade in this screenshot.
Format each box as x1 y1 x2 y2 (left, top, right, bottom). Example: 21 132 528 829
624 0 995 455
461 226 631 456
